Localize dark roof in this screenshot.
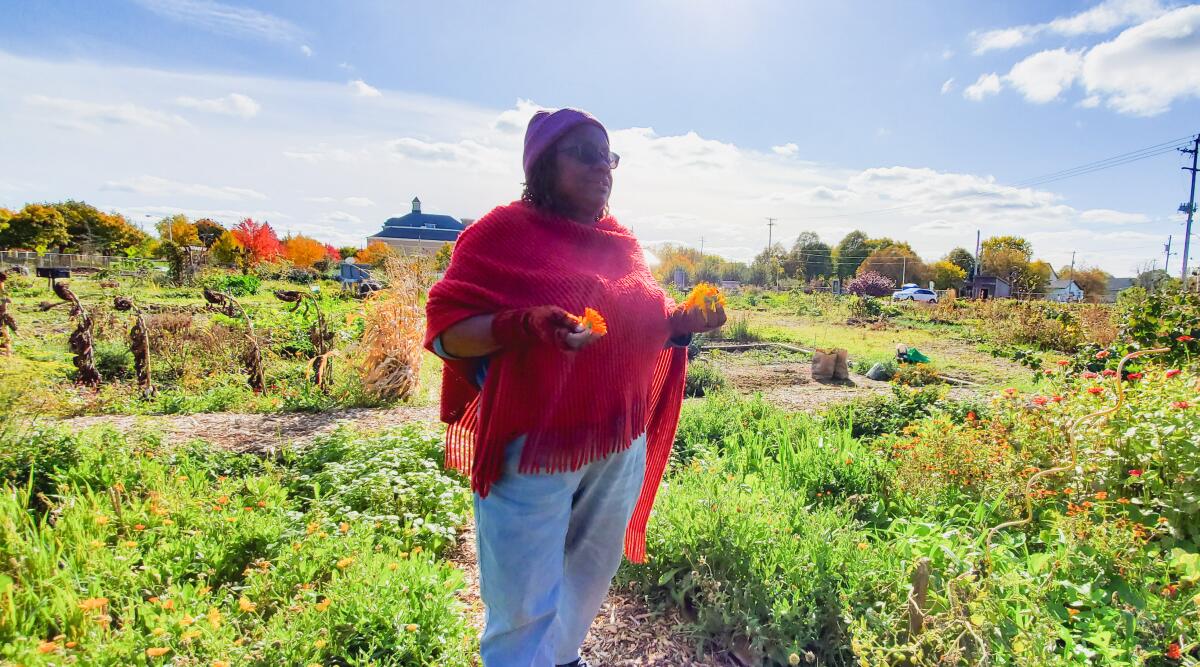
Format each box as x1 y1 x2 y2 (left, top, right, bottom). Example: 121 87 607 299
382 211 464 231
369 226 461 242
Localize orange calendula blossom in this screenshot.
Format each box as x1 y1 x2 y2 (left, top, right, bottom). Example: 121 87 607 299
569 307 608 336
682 283 727 314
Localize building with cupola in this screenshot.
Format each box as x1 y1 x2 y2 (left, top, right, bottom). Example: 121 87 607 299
366 197 468 254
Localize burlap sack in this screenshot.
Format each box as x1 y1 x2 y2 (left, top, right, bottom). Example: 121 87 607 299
833 347 850 381
812 348 837 381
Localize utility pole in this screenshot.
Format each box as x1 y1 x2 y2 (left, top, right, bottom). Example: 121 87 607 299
973 230 981 279
1164 235 1174 274
699 236 705 258
766 218 777 288
901 256 906 285
1180 134 1199 284
1068 251 1076 302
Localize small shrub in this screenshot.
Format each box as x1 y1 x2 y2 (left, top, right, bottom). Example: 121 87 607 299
845 270 894 297
714 315 759 342
93 340 134 381
685 360 727 397
205 272 261 296
892 362 943 387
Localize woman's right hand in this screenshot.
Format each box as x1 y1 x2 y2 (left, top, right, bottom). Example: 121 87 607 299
492 306 599 351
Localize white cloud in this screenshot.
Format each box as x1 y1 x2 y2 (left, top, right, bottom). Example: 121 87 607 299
771 143 799 156
174 92 260 118
1080 4 1200 115
131 0 302 43
300 45 313 57
972 27 1035 54
970 0 1167 53
1048 0 1165 36
101 175 267 201
1079 95 1102 108
1005 49 1083 103
963 73 1002 101
0 50 1162 272
940 78 955 94
1080 208 1151 224
941 48 955 60
23 94 188 132
349 79 381 97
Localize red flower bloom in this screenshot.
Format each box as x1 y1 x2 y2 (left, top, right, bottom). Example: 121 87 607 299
966 411 976 421
1102 369 1118 377
1095 350 1111 359
1166 642 1182 660
1178 335 1195 343
1083 371 1098 379
1172 401 1191 409
1057 360 1070 366
1051 395 1064 403
1032 396 1048 406
1166 369 1181 378
1126 372 1143 380
1129 469 1143 477
1087 386 1104 395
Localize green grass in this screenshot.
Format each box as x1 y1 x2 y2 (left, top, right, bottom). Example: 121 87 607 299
0 419 475 666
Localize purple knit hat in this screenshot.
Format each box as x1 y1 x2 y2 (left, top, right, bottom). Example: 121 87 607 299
523 108 608 181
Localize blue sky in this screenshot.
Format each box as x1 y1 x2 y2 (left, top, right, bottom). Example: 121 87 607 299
2 0 1198 275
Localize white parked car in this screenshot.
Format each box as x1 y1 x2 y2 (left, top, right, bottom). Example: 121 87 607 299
892 286 938 303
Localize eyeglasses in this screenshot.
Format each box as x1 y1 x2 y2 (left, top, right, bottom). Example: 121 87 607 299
558 142 620 169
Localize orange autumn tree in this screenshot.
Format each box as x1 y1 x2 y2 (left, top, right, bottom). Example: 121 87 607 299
230 218 282 265
282 235 326 268
356 241 394 265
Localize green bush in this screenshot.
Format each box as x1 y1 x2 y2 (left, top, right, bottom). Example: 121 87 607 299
824 385 987 440
892 362 943 387
685 360 727 397
715 315 760 342
93 340 134 381
0 418 80 504
205 273 261 296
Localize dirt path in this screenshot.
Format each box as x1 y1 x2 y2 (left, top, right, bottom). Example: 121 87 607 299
449 523 738 667
46 404 439 452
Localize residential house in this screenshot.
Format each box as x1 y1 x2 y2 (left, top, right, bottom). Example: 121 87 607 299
964 275 1011 299
1046 277 1084 302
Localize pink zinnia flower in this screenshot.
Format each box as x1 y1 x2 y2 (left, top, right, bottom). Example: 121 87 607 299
1083 371 1098 379
1178 335 1195 342
1165 369 1181 378
1087 386 1104 395
1102 369 1118 377
1051 395 1064 403
1095 350 1111 359
1129 469 1143 477
1032 396 1048 406
1057 360 1069 367
1126 372 1143 381
1172 401 1191 409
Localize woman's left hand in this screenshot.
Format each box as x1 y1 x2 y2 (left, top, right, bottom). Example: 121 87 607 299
669 303 727 337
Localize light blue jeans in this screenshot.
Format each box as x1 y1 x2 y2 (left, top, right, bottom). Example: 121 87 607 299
474 433 648 667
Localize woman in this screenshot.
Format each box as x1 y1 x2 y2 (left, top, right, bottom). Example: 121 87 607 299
425 108 724 667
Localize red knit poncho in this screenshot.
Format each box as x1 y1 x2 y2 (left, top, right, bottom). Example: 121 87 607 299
424 201 687 562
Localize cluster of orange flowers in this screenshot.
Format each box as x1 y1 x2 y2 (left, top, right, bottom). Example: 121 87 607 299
682 283 727 314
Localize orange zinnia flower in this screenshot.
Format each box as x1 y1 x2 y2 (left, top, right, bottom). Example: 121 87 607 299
146 647 170 657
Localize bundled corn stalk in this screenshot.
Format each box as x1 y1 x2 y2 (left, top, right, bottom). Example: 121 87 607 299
0 271 15 356
113 296 155 397
273 289 336 391
359 256 432 400
202 287 264 392
40 282 100 386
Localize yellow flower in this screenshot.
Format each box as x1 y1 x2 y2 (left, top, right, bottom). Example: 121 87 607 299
122 540 138 548
225 516 237 523
213 661 231 667
315 598 331 612
789 654 801 666
150 627 166 637
89 539 103 548
146 647 170 657
405 623 419 632
339 522 350 534
411 546 423 556
37 641 58 654
161 599 175 610
182 630 201 642
177 475 189 482
387 562 399 571
239 596 256 612
314 639 328 649
94 515 109 525
206 606 222 629
306 521 320 535
336 557 354 570
198 585 212 595
682 283 727 314
179 615 194 627
161 519 175 526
